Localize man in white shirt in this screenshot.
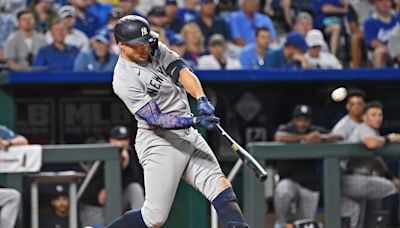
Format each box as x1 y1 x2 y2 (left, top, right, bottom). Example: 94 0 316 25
304 29 342 69
198 34 241 70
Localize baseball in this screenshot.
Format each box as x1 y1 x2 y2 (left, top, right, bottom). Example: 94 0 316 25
331 87 347 102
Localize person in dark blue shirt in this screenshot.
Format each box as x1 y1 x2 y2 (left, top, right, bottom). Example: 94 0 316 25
119 0 145 18
264 31 309 70
229 0 276 46
87 0 113 26
70 0 103 38
74 30 118 71
177 0 198 23
364 0 398 68
194 0 231 48
33 19 79 71
165 0 183 33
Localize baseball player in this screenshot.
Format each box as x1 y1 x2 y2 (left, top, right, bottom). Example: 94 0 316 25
107 15 248 228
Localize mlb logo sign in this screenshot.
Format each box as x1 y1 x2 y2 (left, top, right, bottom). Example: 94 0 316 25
141 27 148 36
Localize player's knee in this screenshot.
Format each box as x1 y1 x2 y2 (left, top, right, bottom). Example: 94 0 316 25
146 208 169 227
275 179 295 198
9 189 21 204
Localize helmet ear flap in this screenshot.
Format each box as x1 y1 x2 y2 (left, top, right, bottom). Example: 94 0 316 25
149 31 159 56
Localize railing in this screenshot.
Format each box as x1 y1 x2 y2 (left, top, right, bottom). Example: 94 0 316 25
243 142 400 228
5 144 122 228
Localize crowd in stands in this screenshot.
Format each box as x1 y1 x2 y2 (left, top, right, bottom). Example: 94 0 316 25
0 0 399 72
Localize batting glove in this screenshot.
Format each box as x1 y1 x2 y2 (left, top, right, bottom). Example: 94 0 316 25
194 115 220 130
197 96 215 116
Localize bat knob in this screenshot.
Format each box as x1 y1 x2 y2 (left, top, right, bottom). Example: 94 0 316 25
258 173 268 182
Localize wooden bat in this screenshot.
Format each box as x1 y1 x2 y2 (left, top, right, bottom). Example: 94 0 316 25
216 123 268 182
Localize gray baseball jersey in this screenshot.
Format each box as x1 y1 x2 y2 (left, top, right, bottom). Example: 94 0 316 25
332 115 360 141
113 42 192 129
112 42 226 228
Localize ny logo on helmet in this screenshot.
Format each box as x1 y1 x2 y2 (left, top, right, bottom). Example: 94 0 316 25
141 27 148 36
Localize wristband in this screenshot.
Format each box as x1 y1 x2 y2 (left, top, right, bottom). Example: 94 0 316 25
383 170 395 180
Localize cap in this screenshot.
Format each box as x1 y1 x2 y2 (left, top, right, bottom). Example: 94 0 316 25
295 11 313 23
292 104 312 118
48 184 68 197
169 34 185 46
109 7 123 20
110 126 129 139
58 5 76 19
209 34 225 45
165 0 177 5
93 29 111 44
306 29 325 47
286 31 308 53
148 6 166 17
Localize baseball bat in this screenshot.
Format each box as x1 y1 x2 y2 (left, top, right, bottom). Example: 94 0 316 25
216 123 268 182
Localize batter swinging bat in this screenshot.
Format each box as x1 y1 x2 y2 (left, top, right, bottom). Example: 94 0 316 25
215 123 268 182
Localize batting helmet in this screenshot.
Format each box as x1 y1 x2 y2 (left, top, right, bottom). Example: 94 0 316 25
114 15 156 46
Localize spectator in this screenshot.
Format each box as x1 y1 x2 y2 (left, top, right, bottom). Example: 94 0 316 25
39 184 69 228
312 0 350 56
46 5 89 50
293 12 313 37
177 0 198 23
180 22 205 67
80 126 145 226
165 0 183 33
239 27 271 69
346 1 373 68
229 0 276 46
215 0 238 19
74 31 118 71
274 104 334 227
87 0 113 26
151 26 169 45
147 6 176 42
281 0 313 30
194 0 231 47
0 125 27 228
34 19 79 71
31 0 58 33
304 29 342 69
168 34 186 57
343 101 400 227
105 7 124 55
4 10 47 71
119 0 145 18
198 34 241 69
329 89 366 228
70 0 103 38
0 0 27 15
364 0 399 68
264 31 309 70
0 8 16 60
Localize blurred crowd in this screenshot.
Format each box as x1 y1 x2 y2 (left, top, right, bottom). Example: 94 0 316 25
0 0 399 73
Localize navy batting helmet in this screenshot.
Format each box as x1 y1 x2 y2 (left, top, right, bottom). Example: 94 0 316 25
114 15 157 46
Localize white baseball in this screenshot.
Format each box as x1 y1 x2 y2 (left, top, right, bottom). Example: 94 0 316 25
331 87 347 102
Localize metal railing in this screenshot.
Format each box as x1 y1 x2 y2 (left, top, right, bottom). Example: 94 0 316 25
242 142 400 228
5 144 122 228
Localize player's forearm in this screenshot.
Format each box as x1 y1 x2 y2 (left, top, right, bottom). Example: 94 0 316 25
136 99 194 129
178 68 205 99
362 136 385 149
274 134 305 142
321 134 342 142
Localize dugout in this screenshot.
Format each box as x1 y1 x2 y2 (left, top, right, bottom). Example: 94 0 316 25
1 68 400 227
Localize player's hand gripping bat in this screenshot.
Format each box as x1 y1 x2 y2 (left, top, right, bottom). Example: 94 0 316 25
216 123 268 181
